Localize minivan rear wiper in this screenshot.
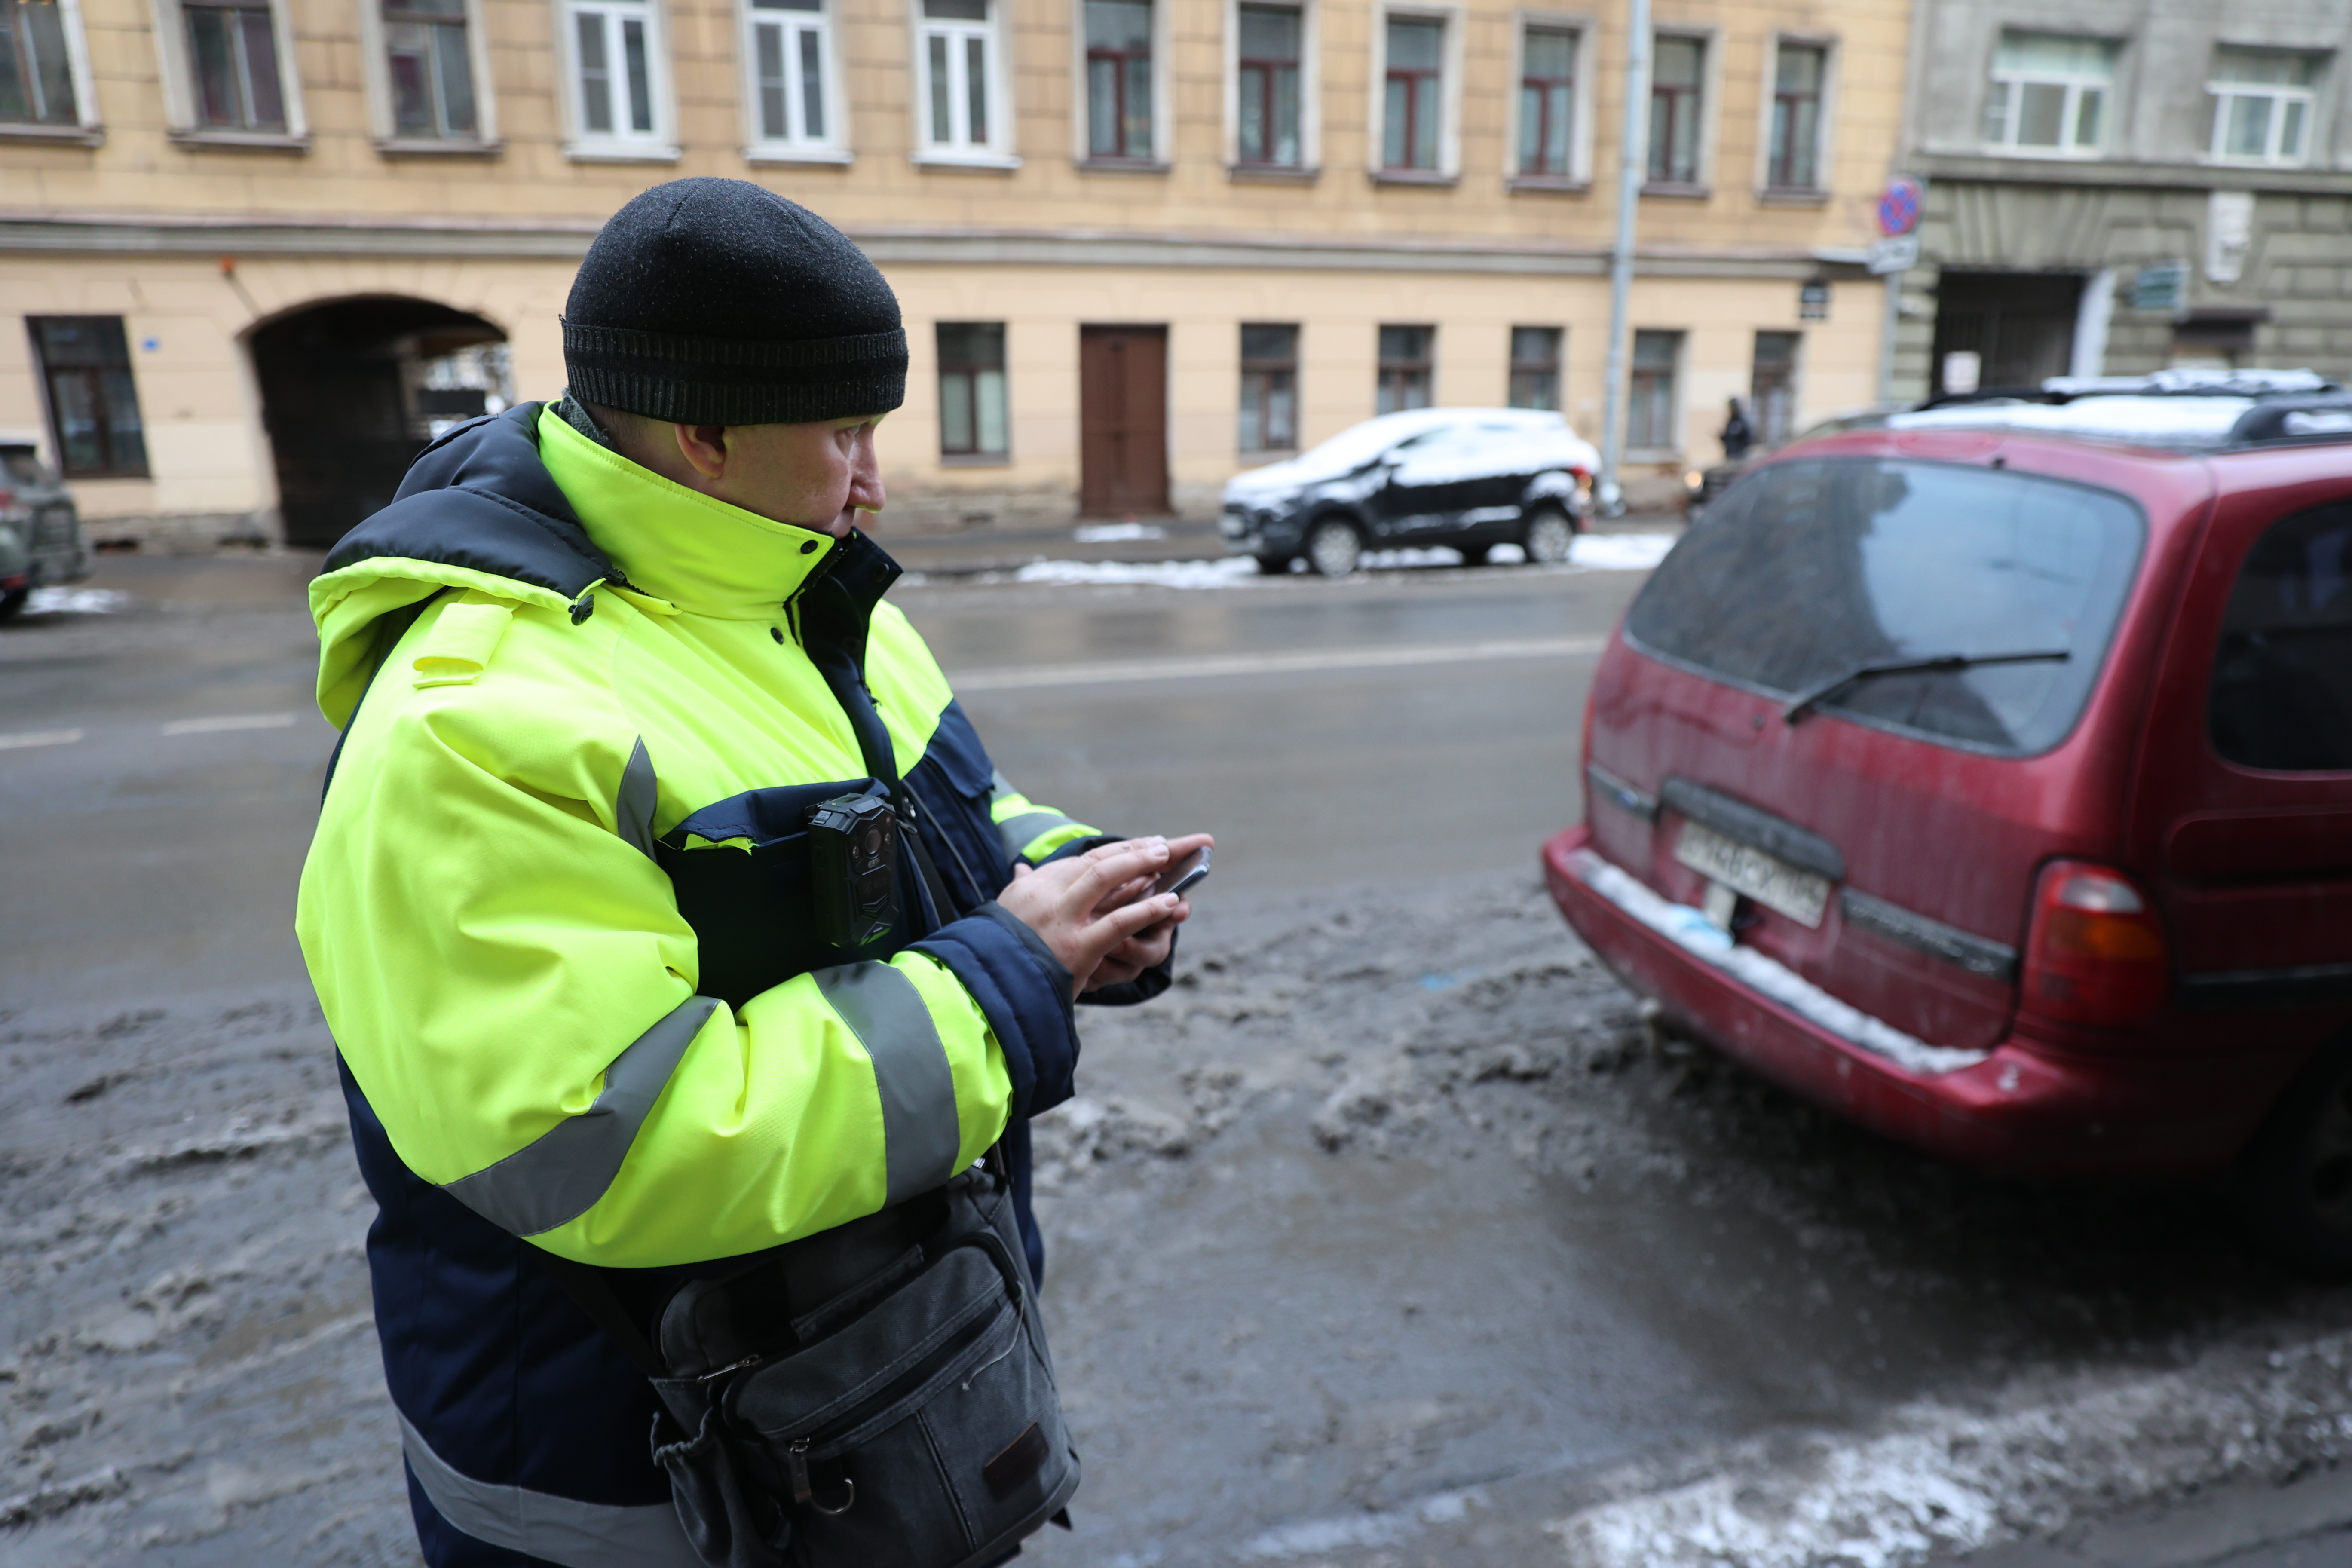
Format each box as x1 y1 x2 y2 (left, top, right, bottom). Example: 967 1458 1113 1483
1782 649 2071 725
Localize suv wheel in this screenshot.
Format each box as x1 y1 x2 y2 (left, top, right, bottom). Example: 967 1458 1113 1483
2236 1038 2352 1277
1305 518 1364 578
1521 507 1576 565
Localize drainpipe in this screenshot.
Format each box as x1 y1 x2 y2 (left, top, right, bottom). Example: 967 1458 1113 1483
1598 0 1652 516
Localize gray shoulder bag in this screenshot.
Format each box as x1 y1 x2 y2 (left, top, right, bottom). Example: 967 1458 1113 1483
537 1151 1079 1568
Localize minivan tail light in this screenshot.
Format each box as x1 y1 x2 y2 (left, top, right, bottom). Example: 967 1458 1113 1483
2021 861 2168 1026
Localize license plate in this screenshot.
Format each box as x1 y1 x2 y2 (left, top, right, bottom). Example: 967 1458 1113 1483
1674 820 1831 928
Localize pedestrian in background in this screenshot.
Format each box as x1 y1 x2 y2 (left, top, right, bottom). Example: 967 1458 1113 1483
297 178 1207 1565
1720 396 1755 460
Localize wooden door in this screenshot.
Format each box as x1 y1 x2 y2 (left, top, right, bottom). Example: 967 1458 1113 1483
1079 326 1169 517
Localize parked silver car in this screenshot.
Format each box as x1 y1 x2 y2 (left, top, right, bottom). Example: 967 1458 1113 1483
0 439 92 620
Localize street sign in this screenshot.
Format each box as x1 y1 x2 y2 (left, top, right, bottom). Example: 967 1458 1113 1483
1799 280 1831 321
2132 260 2188 313
1867 235 1920 275
1877 177 1923 239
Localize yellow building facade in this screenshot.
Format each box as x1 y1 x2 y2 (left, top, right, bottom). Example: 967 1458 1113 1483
0 0 1910 545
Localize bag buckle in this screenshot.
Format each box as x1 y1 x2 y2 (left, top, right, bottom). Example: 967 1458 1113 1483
787 1437 856 1516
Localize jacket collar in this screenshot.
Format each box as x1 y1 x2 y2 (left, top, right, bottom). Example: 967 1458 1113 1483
536 404 852 621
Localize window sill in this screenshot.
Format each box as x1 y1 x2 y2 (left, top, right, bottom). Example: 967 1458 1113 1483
1240 448 1297 459
1757 186 1829 206
169 127 309 153
564 142 682 164
1977 144 2105 161
376 136 502 158
1371 168 1457 187
1076 156 1169 175
940 452 1013 467
1228 162 1317 183
744 145 854 166
1507 173 1590 195
1641 181 1710 199
0 122 104 147
60 470 154 483
910 151 1022 172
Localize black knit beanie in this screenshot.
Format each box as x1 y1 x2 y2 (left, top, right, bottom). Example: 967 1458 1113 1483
563 180 906 425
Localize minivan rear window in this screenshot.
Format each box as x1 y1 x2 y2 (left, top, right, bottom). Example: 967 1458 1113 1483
1625 458 2144 755
2209 501 2352 772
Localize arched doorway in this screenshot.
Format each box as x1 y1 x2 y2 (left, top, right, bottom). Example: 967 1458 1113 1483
249 297 512 548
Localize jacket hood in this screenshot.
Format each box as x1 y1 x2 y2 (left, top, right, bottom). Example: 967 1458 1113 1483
310 403 614 725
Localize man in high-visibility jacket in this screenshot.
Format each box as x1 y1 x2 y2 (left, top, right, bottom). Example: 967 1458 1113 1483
297 178 1205 1567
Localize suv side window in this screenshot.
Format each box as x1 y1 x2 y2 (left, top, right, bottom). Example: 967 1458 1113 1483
2210 500 2352 771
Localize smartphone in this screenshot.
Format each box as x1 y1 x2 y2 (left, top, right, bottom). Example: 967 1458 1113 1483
1148 845 1210 899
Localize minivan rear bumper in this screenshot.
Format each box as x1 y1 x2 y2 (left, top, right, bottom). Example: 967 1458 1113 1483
1543 826 2254 1176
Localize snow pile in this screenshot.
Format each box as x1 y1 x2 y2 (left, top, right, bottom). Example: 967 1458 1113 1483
1552 1332 2352 1568
1011 557 1261 588
1568 848 1988 1075
1073 522 1167 542
1570 533 1678 570
24 587 129 616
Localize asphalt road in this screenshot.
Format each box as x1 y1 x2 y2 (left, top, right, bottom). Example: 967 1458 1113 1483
7 542 2352 1567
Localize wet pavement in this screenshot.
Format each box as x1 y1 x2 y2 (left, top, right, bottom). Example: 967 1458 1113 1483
6 545 2352 1566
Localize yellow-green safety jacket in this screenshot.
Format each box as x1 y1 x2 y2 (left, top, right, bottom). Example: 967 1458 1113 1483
297 401 1145 1565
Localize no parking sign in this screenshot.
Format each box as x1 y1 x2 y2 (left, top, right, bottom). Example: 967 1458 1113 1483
1877 178 1923 239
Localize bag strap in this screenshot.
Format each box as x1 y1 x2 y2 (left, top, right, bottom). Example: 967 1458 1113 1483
526 1244 670 1379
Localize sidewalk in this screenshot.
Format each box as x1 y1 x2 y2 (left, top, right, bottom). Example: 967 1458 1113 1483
874 509 1683 577
1948 1464 2352 1568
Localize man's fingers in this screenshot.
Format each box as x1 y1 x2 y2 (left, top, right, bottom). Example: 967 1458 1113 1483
1061 838 1169 913
1084 892 1180 953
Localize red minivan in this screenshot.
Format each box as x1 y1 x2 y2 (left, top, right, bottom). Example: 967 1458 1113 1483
1544 383 2352 1271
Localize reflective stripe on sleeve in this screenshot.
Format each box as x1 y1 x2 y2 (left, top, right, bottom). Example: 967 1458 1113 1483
397 1408 702 1568
442 995 719 1236
988 769 1099 861
616 738 658 858
813 961 962 1203
995 808 1087 861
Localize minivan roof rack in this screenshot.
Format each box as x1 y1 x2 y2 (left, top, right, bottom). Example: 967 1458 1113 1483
1891 370 2352 451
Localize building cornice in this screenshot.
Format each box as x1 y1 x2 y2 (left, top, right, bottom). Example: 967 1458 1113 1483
1911 151 2352 196
0 209 1874 278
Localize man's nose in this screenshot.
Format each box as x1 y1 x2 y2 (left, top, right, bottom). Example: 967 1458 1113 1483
848 433 885 511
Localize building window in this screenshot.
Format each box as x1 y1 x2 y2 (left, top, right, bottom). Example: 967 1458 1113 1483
1236 2 1300 168
1239 323 1298 450
1508 326 1561 410
183 0 285 130
1377 324 1432 414
938 322 1008 459
2208 47 2320 166
745 0 833 152
1084 0 1152 159
1767 41 1824 189
1382 15 1442 172
382 0 477 139
28 317 149 480
563 0 664 146
1648 34 1703 185
1751 330 1798 447
919 0 996 156
2 0 82 126
1517 24 1574 177
1982 31 2116 154
1627 329 1681 452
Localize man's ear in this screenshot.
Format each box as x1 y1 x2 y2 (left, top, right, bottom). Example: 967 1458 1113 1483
673 423 730 481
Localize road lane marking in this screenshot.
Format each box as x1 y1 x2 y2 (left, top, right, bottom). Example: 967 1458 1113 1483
161 712 298 736
0 728 84 750
949 635 1608 692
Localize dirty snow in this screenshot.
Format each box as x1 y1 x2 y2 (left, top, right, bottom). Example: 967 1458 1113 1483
1074 523 1169 542
1001 533 1675 588
1012 557 1264 588
23 588 129 616
1568 533 1678 570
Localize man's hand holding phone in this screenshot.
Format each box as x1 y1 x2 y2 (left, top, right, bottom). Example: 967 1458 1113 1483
997 833 1213 997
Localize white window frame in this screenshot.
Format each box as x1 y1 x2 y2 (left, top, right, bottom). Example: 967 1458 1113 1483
151 0 308 144
1223 0 1320 176
2205 48 2322 168
358 0 499 151
1368 1 1462 182
1643 25 1717 192
1505 10 1591 189
0 0 103 141
1981 31 2118 159
741 0 848 163
910 0 1017 168
1755 31 1837 197
554 0 679 162
1072 0 1170 166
